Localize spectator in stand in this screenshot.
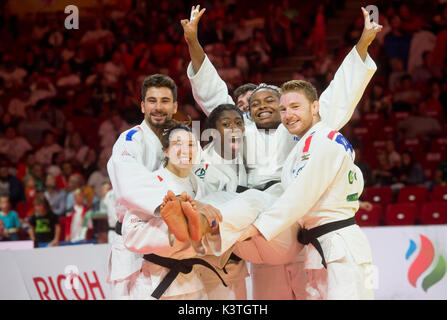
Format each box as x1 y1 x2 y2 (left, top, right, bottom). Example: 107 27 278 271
0 219 10 241
18 107 52 147
0 54 27 88
16 151 35 182
0 126 32 164
366 83 392 114
23 175 37 205
80 19 113 44
56 161 72 190
65 189 91 243
398 101 442 141
29 77 57 105
55 63 81 90
87 152 108 198
386 140 402 168
8 88 33 119
411 50 434 84
46 151 64 178
398 4 424 34
35 130 63 166
0 195 20 241
80 149 98 181
0 158 24 206
39 99 66 132
64 132 90 166
354 147 373 188
393 74 422 107
397 150 425 186
65 174 96 213
30 162 45 192
307 4 327 57
104 51 125 86
43 174 66 217
426 80 445 113
98 111 130 150
384 15 412 67
29 194 60 248
372 150 400 187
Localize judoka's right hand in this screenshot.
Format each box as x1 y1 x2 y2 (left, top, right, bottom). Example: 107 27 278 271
195 201 222 229
181 5 206 44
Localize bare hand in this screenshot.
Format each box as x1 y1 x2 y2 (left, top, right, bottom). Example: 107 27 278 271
358 7 383 47
181 5 206 44
359 201 373 211
195 201 222 228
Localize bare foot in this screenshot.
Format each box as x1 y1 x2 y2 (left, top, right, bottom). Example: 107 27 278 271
180 192 201 242
160 190 189 242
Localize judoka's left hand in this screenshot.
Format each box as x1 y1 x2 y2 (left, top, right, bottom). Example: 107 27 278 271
238 224 260 242
356 7 383 61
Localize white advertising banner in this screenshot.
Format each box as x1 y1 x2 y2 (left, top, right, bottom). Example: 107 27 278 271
363 225 447 300
0 250 31 299
1 226 446 300
9 244 112 300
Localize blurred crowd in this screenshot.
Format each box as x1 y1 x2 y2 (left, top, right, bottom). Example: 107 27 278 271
0 0 446 244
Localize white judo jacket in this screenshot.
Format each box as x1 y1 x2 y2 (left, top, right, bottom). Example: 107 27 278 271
187 46 377 189
107 120 167 282
253 121 373 269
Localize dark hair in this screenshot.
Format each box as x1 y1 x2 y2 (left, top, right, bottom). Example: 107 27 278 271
33 193 51 213
247 83 281 118
161 124 194 167
233 83 257 102
141 74 177 102
161 124 193 150
206 104 244 130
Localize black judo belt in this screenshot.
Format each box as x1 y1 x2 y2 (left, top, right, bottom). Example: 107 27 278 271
115 221 122 235
236 180 281 193
297 217 356 269
143 254 228 299
115 222 228 299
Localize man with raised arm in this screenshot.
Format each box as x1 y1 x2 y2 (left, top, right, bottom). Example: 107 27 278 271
182 5 381 299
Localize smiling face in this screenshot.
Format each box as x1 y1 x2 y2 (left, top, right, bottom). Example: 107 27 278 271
141 87 178 129
215 110 245 159
164 129 198 171
279 91 319 138
249 89 281 129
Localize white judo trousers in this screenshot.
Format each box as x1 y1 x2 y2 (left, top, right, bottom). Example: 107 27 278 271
187 46 377 299
253 121 374 299
197 143 249 299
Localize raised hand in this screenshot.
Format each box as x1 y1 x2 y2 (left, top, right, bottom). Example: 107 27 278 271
181 5 206 44
359 7 383 46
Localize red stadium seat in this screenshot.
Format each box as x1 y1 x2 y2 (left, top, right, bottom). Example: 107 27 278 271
363 187 393 206
355 204 382 226
420 202 447 225
399 138 424 156
58 217 67 241
15 201 33 219
431 186 447 202
430 137 447 153
397 186 428 205
385 203 417 225
374 125 395 140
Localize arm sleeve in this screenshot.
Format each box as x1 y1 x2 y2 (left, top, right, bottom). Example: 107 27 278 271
253 140 347 240
318 46 377 131
121 210 171 255
187 55 234 116
107 131 168 220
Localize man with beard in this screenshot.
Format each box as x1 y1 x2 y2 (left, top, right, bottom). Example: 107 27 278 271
107 74 224 299
107 74 178 299
182 5 380 299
